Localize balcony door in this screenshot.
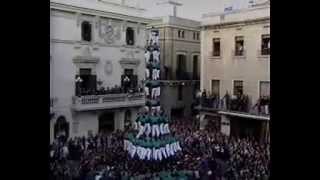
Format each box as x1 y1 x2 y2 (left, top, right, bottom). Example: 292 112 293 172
193 55 199 80
99 112 115 134
78 68 96 95
121 69 137 92
176 54 187 80
211 80 220 97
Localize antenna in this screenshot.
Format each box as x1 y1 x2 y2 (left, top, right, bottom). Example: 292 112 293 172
157 0 182 17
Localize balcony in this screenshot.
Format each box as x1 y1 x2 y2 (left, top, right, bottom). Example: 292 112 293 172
198 95 270 120
257 49 270 59
208 51 222 60
72 92 145 111
176 71 191 80
232 50 246 59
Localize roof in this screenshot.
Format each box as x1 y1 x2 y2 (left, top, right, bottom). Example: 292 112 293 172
201 0 270 27
148 16 201 30
51 0 146 19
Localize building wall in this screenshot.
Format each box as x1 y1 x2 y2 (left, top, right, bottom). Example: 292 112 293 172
160 84 195 119
50 2 149 141
159 26 200 79
150 16 201 120
201 21 270 105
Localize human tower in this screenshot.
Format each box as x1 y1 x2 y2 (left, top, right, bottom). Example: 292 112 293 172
124 29 182 161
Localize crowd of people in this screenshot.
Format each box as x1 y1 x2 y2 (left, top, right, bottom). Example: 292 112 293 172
78 85 144 97
49 117 270 180
200 90 270 115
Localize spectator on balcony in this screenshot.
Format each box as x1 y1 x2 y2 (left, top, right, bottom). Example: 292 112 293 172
201 90 207 106
222 91 231 110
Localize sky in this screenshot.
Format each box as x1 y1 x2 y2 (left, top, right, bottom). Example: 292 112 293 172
137 0 255 21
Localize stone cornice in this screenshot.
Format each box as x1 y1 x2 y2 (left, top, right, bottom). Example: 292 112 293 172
147 25 200 32
202 17 270 30
50 2 152 25
119 59 141 67
73 56 100 64
160 80 200 87
159 38 200 44
51 39 145 50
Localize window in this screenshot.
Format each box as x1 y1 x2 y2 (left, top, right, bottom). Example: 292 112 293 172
81 21 92 42
233 80 243 96
126 27 135 45
211 80 220 97
176 54 187 80
178 30 181 38
181 31 185 38
178 84 183 100
212 38 221 56
196 32 200 40
193 32 196 40
261 34 270 55
77 68 97 95
122 69 137 91
235 36 244 56
193 55 199 80
259 81 270 98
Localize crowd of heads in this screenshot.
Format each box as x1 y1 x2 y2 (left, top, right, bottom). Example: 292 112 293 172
50 116 270 180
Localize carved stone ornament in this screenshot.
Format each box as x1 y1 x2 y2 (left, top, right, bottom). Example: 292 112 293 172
126 50 135 59
99 20 121 44
104 60 113 75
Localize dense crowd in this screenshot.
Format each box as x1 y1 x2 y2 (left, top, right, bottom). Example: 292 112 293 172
49 117 270 180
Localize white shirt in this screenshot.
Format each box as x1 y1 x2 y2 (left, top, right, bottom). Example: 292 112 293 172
145 51 151 63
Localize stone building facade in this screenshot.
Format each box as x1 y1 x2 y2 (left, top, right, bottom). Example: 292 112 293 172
199 1 270 142
50 0 152 143
148 16 201 120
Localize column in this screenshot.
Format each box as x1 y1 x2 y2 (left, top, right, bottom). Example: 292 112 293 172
221 115 231 136
115 110 125 131
199 113 207 130
50 119 54 144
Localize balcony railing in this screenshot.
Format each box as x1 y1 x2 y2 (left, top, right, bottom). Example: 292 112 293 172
261 48 270 55
232 49 246 59
72 92 145 111
199 95 270 117
176 71 191 80
208 51 222 59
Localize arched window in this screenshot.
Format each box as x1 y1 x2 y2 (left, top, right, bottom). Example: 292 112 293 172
54 116 69 139
126 27 135 45
81 21 92 42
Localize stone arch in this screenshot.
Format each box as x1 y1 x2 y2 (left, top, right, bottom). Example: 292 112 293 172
54 115 70 140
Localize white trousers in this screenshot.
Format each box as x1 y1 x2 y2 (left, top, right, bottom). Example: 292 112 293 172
152 125 160 137
145 69 150 79
145 87 149 96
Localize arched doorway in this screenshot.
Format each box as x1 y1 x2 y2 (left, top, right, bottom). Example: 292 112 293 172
99 112 115 134
124 110 132 129
54 116 69 140
193 55 199 80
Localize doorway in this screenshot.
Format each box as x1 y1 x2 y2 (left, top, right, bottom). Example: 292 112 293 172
98 112 115 134
230 117 262 141
54 116 69 140
171 108 184 121
211 80 220 97
193 55 199 80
